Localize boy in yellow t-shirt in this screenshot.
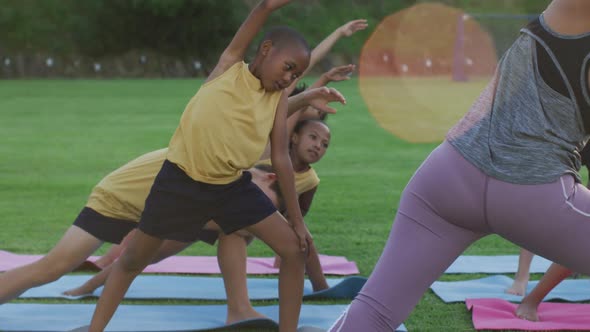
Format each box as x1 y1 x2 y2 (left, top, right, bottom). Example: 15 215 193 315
89 1 345 331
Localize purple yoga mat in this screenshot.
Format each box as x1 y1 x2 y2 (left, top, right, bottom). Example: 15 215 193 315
0 250 359 275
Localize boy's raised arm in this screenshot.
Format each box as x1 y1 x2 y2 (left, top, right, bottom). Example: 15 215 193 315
284 18 367 96
270 92 311 252
208 0 293 82
308 19 367 71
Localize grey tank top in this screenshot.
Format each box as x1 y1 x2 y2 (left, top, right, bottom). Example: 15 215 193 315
447 15 590 184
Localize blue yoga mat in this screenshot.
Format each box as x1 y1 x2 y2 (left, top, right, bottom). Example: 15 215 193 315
20 275 367 301
431 275 590 303
0 303 407 332
444 255 552 274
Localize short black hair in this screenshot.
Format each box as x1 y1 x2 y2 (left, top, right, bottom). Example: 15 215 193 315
293 118 329 134
258 26 310 54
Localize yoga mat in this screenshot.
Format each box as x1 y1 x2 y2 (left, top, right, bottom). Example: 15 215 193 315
445 255 552 274
0 250 359 275
20 275 368 301
0 303 408 332
432 275 590 303
467 298 590 331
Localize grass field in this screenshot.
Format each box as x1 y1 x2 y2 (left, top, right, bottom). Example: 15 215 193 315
1 77 582 331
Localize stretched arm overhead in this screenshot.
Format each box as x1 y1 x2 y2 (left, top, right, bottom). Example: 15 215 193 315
310 64 356 89
307 19 367 71
284 18 367 96
207 0 293 83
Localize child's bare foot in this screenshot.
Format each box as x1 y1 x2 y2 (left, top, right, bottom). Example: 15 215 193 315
226 307 268 324
505 279 528 296
515 300 539 321
62 285 95 297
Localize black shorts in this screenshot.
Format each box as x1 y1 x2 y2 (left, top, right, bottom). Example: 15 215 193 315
139 160 276 242
73 207 219 245
73 207 137 244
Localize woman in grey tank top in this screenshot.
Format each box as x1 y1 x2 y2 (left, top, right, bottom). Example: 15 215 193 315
328 1 590 331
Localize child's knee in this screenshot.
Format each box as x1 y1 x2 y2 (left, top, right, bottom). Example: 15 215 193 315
276 240 305 262
233 229 255 245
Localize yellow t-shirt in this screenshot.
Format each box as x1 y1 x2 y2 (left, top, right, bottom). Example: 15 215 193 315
256 159 320 195
86 149 167 222
167 62 283 184
295 167 320 194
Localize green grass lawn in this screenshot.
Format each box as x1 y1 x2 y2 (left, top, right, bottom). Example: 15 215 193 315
0 77 582 331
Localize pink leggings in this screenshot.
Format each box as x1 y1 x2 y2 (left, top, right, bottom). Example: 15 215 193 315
329 141 590 331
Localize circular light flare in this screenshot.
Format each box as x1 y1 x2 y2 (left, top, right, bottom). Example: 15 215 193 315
358 3 497 143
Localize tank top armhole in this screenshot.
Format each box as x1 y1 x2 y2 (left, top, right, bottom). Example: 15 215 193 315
522 29 580 112
534 41 569 97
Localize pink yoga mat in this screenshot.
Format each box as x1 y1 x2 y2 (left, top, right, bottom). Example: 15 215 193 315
467 298 590 331
0 250 359 275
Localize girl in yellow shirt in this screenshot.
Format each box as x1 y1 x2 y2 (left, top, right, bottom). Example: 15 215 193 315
268 118 332 292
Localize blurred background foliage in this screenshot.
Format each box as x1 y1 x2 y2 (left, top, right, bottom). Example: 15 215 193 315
0 0 550 77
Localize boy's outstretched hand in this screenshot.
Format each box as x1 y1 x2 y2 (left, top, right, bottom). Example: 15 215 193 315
324 64 356 82
339 19 368 37
303 87 346 114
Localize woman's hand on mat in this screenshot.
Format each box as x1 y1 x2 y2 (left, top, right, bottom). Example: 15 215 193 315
323 64 356 82
339 19 368 37
303 87 346 114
